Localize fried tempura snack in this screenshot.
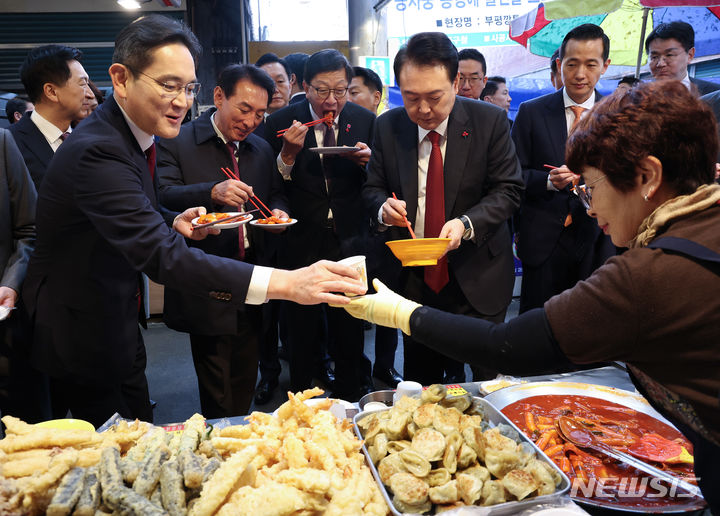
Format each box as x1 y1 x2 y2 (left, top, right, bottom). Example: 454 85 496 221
46 466 85 516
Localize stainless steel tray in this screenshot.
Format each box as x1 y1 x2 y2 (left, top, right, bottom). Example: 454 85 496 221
354 396 571 515
485 382 706 513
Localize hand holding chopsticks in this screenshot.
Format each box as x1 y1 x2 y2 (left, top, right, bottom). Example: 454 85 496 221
392 192 416 239
219 167 273 218
276 113 333 137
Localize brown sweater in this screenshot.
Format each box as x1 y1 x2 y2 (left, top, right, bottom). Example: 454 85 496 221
546 204 720 444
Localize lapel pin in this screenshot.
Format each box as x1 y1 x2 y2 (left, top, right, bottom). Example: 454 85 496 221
462 130 469 139
346 123 351 133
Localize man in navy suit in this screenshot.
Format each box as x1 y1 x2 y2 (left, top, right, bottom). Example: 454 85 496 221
511 24 616 313
646 21 720 96
9 44 94 191
363 32 523 385
22 15 365 427
264 49 375 401
157 64 289 418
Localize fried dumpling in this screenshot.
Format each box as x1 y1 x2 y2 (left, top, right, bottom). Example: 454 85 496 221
429 479 459 505
398 449 431 478
502 469 538 500
411 428 446 462
389 472 429 506
377 452 406 485
455 472 483 505
481 479 508 506
421 384 447 404
425 468 451 487
412 403 436 429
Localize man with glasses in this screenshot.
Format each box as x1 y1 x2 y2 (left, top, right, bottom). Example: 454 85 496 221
511 24 616 314
156 64 289 418
264 49 375 401
457 48 487 100
22 16 365 427
646 21 720 96
9 44 94 191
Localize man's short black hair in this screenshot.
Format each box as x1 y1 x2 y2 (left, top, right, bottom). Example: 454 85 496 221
394 32 458 86
217 64 275 108
19 44 83 104
5 97 30 123
559 23 610 62
352 66 382 94
304 49 353 85
457 48 487 76
480 80 500 99
550 48 560 75
284 52 308 84
618 75 641 88
113 14 201 74
645 21 694 53
255 53 293 82
487 75 506 84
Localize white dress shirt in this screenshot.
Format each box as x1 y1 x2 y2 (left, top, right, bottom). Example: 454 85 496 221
30 110 71 152
546 88 596 191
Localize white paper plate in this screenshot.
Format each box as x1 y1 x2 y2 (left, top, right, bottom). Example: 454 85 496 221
308 146 360 154
191 212 252 230
249 218 297 229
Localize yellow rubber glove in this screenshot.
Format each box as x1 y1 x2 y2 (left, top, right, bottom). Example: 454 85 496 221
339 278 421 335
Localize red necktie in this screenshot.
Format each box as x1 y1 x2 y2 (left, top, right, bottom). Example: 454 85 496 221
225 142 245 261
563 106 586 227
424 131 449 293
145 142 156 181
60 131 70 141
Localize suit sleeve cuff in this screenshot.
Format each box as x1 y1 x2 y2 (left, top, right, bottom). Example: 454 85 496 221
245 265 273 304
546 173 559 191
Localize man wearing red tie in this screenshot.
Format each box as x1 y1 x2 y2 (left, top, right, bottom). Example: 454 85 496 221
511 24 616 314
363 32 523 385
157 64 289 418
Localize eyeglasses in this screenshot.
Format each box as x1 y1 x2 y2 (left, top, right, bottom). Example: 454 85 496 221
459 75 483 86
309 84 348 100
128 67 201 99
572 175 607 209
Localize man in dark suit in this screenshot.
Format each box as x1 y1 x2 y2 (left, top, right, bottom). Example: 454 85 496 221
363 32 523 385
284 53 308 105
511 24 616 313
21 15 365 428
9 44 94 191
0 128 50 425
264 49 374 401
646 21 720 96
157 64 289 418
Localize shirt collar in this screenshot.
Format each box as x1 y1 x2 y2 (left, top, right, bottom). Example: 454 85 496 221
309 105 339 126
417 117 449 144
562 87 596 110
115 99 155 153
30 109 69 145
211 111 232 146
680 72 692 91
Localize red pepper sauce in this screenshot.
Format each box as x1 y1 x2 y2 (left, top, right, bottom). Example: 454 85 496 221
502 394 704 510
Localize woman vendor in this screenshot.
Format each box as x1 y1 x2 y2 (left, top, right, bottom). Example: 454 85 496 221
344 81 720 510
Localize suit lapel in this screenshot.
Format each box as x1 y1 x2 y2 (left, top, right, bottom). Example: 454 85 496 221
544 90 568 165
396 111 420 224
104 97 157 207
443 99 470 218
17 115 54 167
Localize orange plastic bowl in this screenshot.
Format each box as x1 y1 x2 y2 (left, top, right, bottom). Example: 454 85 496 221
386 238 450 266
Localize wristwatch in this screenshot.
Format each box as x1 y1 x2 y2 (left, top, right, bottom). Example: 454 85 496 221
460 215 472 240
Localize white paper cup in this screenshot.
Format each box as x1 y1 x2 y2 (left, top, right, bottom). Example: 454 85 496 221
338 255 367 296
393 380 423 404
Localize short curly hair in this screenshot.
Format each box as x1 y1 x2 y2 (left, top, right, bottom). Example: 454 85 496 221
566 80 717 195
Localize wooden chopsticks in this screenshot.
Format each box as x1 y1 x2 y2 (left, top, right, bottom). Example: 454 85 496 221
220 167 273 218
392 192 416 239
275 113 333 137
